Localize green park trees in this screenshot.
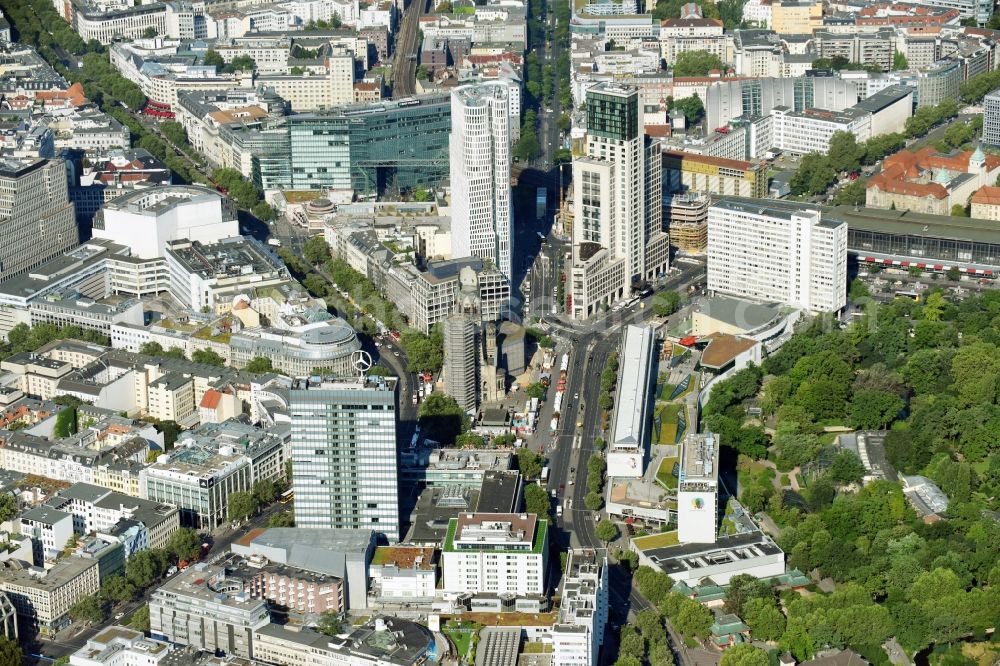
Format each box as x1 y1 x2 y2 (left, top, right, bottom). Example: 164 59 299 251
0 636 22 666
653 290 681 317
671 95 705 125
166 527 202 562
720 645 770 666
673 51 724 77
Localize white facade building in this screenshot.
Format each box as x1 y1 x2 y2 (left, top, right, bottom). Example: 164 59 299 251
551 549 608 666
442 513 548 597
19 507 74 564
707 199 848 313
92 186 239 260
449 82 513 280
69 626 175 666
289 376 400 541
676 432 720 545
569 83 668 319
984 88 1000 147
771 106 871 155
367 546 436 602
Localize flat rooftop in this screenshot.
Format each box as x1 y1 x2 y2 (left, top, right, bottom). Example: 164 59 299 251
0 239 126 301
611 325 656 448
680 432 720 485
712 197 842 230
370 546 435 570
154 563 268 610
638 531 783 575
290 375 398 392
691 296 782 331
476 470 521 513
452 512 537 546
699 333 758 370
0 557 98 590
166 236 282 280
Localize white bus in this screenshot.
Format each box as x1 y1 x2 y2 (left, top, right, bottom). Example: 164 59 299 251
540 466 550 483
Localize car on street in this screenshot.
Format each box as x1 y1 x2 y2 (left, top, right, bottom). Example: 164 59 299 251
574 392 579 399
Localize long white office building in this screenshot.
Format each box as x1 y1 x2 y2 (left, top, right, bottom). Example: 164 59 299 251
289 375 400 541
607 325 656 479
449 82 513 280
707 198 847 313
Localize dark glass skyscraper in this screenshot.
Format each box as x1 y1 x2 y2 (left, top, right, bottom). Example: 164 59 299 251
586 86 638 141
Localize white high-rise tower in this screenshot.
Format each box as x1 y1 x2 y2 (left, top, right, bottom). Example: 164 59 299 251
449 82 513 280
569 83 669 319
289 375 400 541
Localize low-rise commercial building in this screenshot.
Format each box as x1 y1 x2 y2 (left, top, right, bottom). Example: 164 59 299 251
368 546 437 603
68 626 175 665
632 531 785 584
0 556 100 635
149 563 271 658
252 616 435 666
662 151 768 200
221 558 345 616
607 326 657 479
164 237 290 313
400 449 514 488
230 528 375 610
229 317 362 377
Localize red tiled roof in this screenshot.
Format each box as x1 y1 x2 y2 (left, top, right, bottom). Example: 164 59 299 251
199 389 222 409
971 185 1000 206
867 146 997 200
35 82 87 107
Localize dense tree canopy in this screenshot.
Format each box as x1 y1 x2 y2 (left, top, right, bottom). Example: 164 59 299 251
673 50 725 77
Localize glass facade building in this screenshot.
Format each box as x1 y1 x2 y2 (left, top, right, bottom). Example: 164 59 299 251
586 85 638 140
253 94 452 195
290 376 400 541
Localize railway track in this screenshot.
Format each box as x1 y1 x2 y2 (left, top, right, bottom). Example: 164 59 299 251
390 0 429 96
